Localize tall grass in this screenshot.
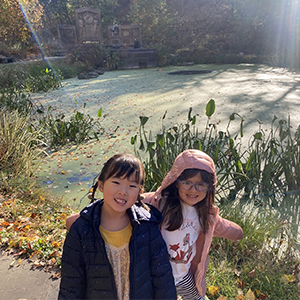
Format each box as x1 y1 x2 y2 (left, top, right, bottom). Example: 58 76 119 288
207 204 300 299
0 110 45 191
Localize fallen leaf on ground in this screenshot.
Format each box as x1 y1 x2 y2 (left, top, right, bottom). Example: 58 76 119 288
208 285 220 296
245 289 255 300
281 274 296 284
236 278 246 289
248 268 256 277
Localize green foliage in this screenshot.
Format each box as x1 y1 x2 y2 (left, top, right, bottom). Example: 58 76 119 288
128 0 177 49
38 107 100 150
0 87 43 116
131 100 241 194
66 45 122 71
66 44 106 70
24 65 61 92
131 108 201 191
0 0 43 57
2 0 300 68
0 86 117 192
0 62 61 92
277 117 300 191
132 99 300 204
37 105 118 150
51 59 87 80
207 205 300 299
104 49 120 70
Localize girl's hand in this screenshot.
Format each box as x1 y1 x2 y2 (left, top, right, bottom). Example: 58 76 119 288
66 213 80 231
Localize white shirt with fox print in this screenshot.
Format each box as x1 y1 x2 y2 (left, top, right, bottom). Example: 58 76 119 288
161 201 201 284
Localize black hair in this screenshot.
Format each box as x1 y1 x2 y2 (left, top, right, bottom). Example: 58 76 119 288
160 168 215 234
89 154 147 208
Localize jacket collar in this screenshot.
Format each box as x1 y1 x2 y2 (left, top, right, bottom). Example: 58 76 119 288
80 199 162 226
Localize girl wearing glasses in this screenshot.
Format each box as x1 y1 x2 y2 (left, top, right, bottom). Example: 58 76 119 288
144 149 243 300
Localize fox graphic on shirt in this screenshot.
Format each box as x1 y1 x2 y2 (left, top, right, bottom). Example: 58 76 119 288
169 233 193 264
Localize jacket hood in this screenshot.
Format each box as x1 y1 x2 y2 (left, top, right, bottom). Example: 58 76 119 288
80 199 162 226
157 149 217 195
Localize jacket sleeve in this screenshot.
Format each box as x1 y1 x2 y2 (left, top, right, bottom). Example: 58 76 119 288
142 192 159 208
58 221 87 299
213 216 243 240
150 224 177 300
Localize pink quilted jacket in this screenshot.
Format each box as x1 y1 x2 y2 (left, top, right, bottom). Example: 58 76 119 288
143 149 243 298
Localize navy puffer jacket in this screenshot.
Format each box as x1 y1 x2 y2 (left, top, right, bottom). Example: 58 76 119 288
58 199 177 300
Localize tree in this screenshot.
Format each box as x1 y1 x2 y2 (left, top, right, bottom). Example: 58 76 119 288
128 0 177 48
0 0 43 56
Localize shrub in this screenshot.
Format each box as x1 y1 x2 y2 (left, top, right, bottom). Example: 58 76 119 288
131 100 244 194
24 64 61 92
39 108 95 149
65 44 106 70
51 59 87 79
38 106 117 150
0 87 43 116
0 62 62 92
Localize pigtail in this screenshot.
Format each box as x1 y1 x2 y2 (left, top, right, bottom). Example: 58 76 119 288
137 194 150 211
88 183 98 203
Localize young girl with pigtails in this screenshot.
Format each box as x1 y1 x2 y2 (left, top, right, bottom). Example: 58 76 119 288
59 153 176 300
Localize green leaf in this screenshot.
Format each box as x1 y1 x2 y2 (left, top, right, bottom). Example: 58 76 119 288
130 135 137 145
237 160 242 172
156 134 165 148
97 108 103 117
206 99 215 117
167 132 175 143
240 119 244 138
188 107 192 121
192 115 196 125
147 141 155 150
229 113 235 121
162 110 167 120
139 116 149 126
198 140 202 150
254 132 263 140
245 151 255 171
139 139 145 150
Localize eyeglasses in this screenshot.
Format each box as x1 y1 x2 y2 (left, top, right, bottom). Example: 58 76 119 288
177 180 209 192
